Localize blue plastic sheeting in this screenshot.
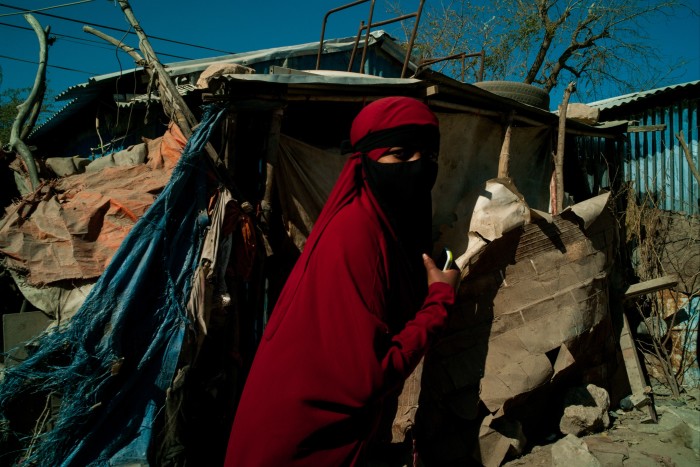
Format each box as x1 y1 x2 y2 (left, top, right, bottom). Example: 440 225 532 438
0 105 228 466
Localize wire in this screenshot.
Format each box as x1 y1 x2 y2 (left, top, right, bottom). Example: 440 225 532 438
0 0 93 17
0 21 194 60
0 53 97 74
0 2 237 55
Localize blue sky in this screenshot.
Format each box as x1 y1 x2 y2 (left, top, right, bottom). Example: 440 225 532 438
1 0 699 106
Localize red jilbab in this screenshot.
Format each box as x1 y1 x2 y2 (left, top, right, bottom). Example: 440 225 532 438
224 97 455 466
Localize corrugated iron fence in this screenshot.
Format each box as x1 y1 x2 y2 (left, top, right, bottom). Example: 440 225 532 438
575 96 699 216
625 98 699 215
574 95 700 390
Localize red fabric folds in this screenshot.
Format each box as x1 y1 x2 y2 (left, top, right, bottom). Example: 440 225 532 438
224 97 454 466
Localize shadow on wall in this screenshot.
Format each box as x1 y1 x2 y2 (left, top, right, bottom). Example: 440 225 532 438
418 192 618 466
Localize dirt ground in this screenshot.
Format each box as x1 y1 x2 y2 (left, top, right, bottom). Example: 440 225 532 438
503 387 700 467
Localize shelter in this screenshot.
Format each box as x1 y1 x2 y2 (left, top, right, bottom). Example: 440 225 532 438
0 29 633 466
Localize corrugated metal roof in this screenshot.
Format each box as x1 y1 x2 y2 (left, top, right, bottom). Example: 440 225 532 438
114 84 199 107
30 97 82 136
583 80 700 216
587 80 700 110
31 30 408 138
217 71 420 86
52 30 403 102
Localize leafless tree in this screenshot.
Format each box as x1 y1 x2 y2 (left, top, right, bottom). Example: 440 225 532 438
390 0 693 100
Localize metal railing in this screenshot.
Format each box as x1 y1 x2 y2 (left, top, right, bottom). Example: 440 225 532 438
416 50 486 82
315 0 426 78
315 0 375 71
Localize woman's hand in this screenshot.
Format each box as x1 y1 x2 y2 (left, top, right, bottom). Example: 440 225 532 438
422 253 460 291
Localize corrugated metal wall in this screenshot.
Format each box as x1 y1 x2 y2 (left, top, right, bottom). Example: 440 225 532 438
625 98 699 215
578 88 700 391
572 135 616 201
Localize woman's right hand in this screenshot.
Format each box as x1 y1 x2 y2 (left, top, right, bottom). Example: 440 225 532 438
422 253 460 291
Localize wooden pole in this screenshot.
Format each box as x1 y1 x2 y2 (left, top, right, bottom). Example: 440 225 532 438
116 0 222 166
497 111 515 178
83 25 145 64
260 108 284 253
552 81 576 215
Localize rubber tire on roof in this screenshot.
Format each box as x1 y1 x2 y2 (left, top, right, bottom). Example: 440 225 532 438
474 81 551 110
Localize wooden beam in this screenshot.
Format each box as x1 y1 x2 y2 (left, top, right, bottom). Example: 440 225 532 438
624 275 678 299
628 124 667 133
618 311 658 422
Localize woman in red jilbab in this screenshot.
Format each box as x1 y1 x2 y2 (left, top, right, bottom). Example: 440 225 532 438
224 96 460 466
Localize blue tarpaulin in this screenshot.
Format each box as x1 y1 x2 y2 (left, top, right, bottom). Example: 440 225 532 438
0 105 227 466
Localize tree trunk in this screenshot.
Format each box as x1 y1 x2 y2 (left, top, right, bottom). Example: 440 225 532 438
9 14 49 190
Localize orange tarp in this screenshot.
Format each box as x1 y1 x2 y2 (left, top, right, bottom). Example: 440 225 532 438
0 124 186 286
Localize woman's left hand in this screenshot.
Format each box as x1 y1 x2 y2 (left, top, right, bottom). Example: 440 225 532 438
422 254 460 291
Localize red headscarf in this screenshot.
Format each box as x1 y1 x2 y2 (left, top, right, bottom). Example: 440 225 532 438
348 96 440 160
316 96 439 243
270 96 440 332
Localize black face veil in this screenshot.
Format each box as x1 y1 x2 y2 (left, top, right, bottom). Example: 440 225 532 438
362 155 438 274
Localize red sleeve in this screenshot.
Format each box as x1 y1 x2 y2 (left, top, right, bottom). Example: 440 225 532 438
381 282 454 389
293 199 454 397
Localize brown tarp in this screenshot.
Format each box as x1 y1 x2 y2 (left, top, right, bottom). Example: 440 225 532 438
275 112 553 254
0 124 186 316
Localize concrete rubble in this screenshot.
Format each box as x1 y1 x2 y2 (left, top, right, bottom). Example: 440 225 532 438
551 434 602 467
559 384 611 437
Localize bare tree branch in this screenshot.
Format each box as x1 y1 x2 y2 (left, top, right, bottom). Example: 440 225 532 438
524 0 572 84
410 0 689 99
9 14 48 190
115 0 224 168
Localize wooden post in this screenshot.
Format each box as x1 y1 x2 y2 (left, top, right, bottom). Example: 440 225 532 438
552 81 576 215
498 111 515 178
676 132 700 185
617 311 658 422
83 26 145 65
116 0 222 166
260 108 284 245
223 112 238 171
